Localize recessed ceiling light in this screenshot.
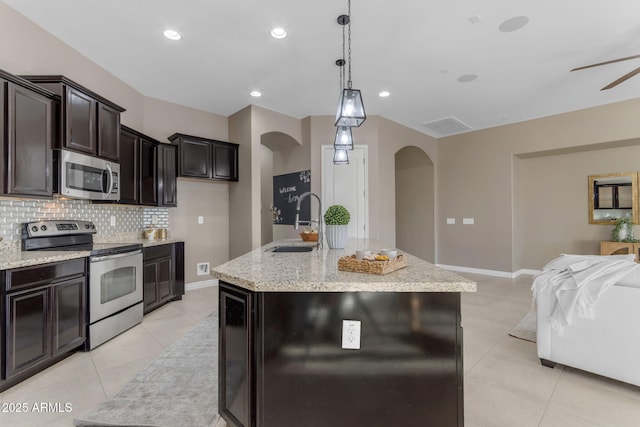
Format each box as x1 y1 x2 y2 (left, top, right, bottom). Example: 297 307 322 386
250 90 262 97
499 16 529 33
457 74 478 83
378 91 390 98
270 27 287 39
163 29 182 41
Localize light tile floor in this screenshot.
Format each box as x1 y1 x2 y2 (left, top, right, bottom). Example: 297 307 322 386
0 286 219 427
2 276 640 427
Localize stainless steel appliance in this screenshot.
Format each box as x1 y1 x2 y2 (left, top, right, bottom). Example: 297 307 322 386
22 220 143 350
56 149 120 200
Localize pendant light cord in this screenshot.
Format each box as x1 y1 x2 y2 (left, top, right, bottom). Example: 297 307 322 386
347 0 352 87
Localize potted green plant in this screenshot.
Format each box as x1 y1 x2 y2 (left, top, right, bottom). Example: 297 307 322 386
612 217 638 242
323 204 350 249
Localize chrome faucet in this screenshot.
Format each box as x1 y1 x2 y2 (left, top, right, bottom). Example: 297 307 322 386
294 192 323 249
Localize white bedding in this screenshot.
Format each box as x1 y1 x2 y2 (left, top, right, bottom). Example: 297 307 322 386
532 254 640 335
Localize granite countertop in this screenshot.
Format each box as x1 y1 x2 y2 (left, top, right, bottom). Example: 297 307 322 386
0 237 184 270
212 238 477 293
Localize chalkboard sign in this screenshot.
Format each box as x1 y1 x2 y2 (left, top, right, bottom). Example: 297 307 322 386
273 171 311 225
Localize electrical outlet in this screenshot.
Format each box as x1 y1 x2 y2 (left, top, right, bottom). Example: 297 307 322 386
463 218 474 225
198 216 204 224
110 216 116 227
342 320 361 350
196 262 210 276
152 214 159 224
446 218 455 225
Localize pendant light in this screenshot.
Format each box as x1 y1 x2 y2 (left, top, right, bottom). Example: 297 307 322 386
333 148 349 165
335 0 366 128
334 126 354 150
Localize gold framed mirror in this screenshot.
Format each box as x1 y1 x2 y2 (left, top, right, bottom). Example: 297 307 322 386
588 172 639 224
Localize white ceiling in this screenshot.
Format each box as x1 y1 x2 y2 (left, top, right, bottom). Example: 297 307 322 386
4 0 640 138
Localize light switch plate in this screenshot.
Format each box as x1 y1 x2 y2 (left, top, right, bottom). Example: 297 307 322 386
463 218 474 225
446 218 455 225
342 320 361 350
198 216 204 224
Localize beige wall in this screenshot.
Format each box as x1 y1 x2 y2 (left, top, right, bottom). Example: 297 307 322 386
170 179 229 284
2 2 232 283
440 98 640 273
0 2 144 128
517 141 640 269
229 106 304 257
395 147 435 262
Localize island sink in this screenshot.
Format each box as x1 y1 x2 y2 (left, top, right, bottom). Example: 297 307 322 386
271 246 313 252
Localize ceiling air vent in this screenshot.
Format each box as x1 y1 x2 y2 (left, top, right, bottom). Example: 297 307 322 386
422 117 472 137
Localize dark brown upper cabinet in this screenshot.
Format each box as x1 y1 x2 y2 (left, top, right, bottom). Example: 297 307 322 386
118 126 140 205
118 125 177 207
21 75 124 162
158 143 178 207
169 133 238 182
212 141 238 181
0 70 56 198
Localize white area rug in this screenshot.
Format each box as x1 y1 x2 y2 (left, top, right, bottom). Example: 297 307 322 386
509 309 537 343
74 313 218 427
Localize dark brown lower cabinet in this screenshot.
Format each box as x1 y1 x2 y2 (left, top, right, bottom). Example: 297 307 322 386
5 287 50 379
1 259 86 392
219 281 464 427
143 243 184 314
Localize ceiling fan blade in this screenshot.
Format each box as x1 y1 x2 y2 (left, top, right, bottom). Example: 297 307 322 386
571 54 640 72
601 66 640 90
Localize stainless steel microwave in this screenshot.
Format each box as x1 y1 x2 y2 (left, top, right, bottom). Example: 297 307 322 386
56 149 120 200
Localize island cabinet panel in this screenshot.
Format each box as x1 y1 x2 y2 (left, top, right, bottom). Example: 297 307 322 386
219 283 254 427
219 281 464 427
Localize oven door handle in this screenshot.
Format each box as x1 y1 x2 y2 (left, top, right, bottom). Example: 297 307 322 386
90 249 142 262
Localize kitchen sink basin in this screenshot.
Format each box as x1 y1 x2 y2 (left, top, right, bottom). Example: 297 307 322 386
272 246 314 252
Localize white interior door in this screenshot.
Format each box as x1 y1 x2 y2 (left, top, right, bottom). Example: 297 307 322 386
321 145 368 239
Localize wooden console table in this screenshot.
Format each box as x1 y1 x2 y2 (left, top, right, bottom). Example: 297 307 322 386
600 241 640 261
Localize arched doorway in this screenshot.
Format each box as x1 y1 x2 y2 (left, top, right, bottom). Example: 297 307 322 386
260 131 304 245
395 146 435 262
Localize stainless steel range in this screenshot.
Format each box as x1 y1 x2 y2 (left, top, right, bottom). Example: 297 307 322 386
22 220 143 350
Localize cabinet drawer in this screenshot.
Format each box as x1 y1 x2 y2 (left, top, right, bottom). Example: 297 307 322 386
5 258 86 292
143 244 172 261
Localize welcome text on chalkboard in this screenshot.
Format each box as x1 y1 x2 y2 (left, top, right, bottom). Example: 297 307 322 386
272 171 311 225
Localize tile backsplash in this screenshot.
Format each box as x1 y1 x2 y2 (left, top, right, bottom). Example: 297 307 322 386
0 197 169 241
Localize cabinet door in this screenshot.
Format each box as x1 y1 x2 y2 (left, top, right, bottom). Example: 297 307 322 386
179 138 211 178
139 138 158 206
157 256 173 303
5 287 51 379
212 142 238 181
118 128 140 204
51 276 86 355
5 82 54 197
98 103 120 161
65 87 96 155
219 283 253 427
143 260 159 312
158 144 178 207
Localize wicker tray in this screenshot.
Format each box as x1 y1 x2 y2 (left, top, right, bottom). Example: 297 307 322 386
300 232 318 242
338 254 407 275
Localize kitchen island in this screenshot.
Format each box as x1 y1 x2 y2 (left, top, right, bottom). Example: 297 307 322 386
212 239 476 427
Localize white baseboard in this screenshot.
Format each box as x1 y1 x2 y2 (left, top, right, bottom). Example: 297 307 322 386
437 264 540 279
185 279 218 291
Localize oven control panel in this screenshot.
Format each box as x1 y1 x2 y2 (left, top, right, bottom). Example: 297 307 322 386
24 220 96 237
